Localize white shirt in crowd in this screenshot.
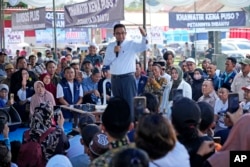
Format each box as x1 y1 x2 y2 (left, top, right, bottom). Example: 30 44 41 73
150 141 190 167
56 82 83 104
214 99 228 129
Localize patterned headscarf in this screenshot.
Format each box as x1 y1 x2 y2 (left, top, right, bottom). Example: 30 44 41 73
29 102 53 138
28 103 62 160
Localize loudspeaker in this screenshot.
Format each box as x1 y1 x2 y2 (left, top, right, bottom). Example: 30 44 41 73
208 31 214 46
208 31 221 54
0 106 22 132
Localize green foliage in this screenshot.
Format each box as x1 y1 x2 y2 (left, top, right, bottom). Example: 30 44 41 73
7 2 28 8
125 0 143 11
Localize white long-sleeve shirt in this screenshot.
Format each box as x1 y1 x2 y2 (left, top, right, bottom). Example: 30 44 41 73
104 37 148 75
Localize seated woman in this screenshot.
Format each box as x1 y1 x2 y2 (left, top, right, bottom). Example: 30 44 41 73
39 73 57 101
30 81 56 117
161 65 192 117
18 103 69 165
144 63 167 106
12 68 35 123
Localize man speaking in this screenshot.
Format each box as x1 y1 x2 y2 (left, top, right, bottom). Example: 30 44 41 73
104 24 148 119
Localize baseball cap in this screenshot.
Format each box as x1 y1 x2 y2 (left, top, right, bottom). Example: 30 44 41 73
89 132 109 156
80 124 100 146
89 43 98 48
186 58 196 64
78 113 96 129
239 58 250 65
242 86 250 91
171 97 201 132
4 63 14 70
102 65 110 71
0 84 9 92
82 59 91 65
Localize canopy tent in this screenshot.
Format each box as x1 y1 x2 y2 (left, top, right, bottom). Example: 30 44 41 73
15 0 250 8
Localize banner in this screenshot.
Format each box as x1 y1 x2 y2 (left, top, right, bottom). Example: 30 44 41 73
4 28 25 56
65 28 90 43
11 7 46 31
169 11 246 28
64 0 124 27
45 11 65 28
35 28 65 43
126 27 164 44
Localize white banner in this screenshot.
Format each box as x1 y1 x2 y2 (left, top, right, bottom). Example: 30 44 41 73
126 27 164 44
4 28 25 56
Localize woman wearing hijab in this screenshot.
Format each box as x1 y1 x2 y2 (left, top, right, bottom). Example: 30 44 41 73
40 73 57 100
205 113 250 167
191 68 204 101
30 81 56 117
11 68 36 123
22 103 69 164
160 65 192 117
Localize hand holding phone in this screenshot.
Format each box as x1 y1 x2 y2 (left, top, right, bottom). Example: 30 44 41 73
172 89 183 102
213 137 221 144
53 106 61 125
228 93 239 113
134 96 146 121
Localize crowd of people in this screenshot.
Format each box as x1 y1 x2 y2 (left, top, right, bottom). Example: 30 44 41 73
0 23 250 167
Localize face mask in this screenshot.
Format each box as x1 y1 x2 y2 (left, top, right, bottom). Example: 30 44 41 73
193 74 202 80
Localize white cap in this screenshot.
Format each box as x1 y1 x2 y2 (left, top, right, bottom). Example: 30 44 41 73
46 155 72 167
89 42 98 48
242 86 250 91
186 58 195 64
0 84 9 92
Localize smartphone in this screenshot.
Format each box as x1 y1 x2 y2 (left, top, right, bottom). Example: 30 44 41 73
148 72 153 78
173 89 183 102
213 137 221 144
228 93 239 113
134 96 147 121
53 106 61 124
10 93 14 99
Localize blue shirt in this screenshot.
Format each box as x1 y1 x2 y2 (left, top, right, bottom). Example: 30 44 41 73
82 77 98 102
219 70 237 91
84 54 103 66
206 74 220 91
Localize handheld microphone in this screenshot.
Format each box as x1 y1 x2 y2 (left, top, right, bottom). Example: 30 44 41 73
116 41 120 58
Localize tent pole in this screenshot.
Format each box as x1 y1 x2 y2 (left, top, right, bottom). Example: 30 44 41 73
52 0 57 53
143 0 147 71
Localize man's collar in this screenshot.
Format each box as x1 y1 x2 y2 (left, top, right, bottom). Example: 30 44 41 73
109 137 129 149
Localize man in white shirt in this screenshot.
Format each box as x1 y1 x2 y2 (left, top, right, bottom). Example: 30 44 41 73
104 23 148 120
57 66 83 127
231 58 250 102
240 85 250 113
